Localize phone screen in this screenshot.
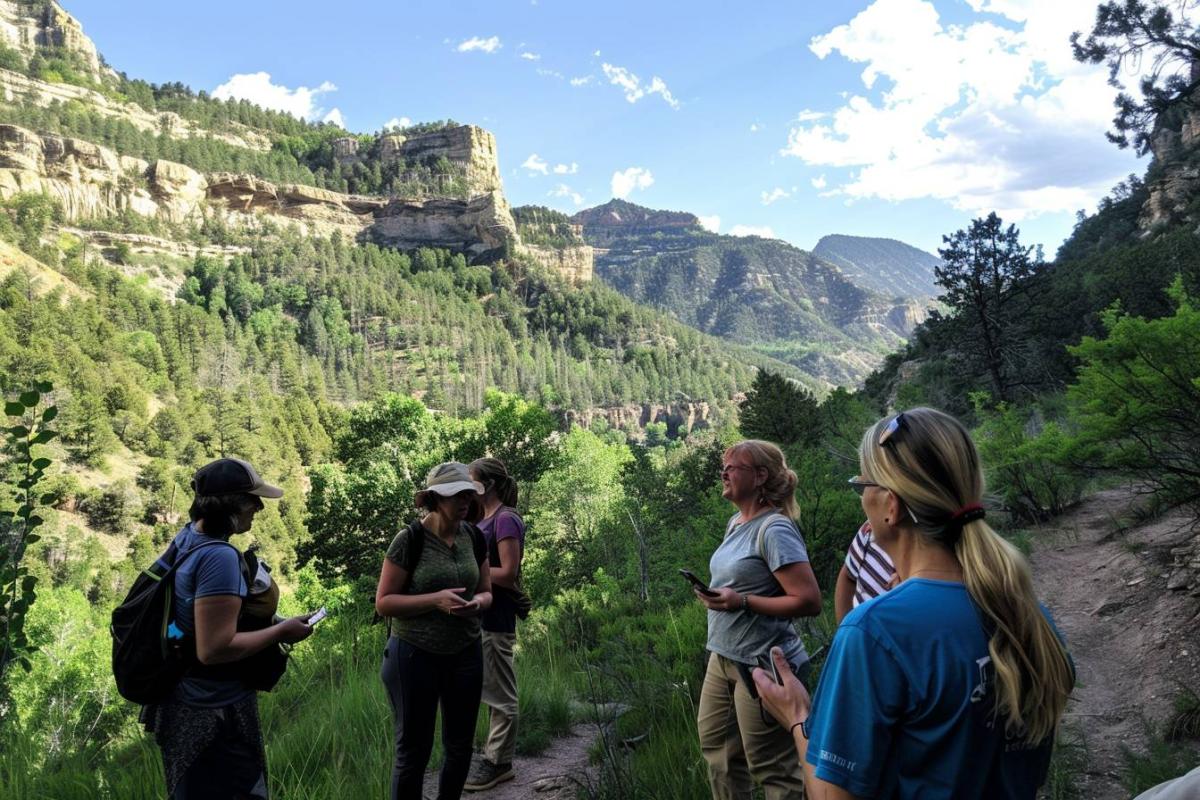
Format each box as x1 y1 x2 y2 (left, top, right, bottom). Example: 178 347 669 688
679 569 719 596
308 608 328 625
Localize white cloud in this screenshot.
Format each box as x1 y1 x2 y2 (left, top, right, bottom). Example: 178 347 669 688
697 215 721 232
570 75 593 87
611 167 654 198
780 0 1143 220
601 63 680 109
521 153 550 175
549 184 585 206
730 225 775 238
749 123 761 132
384 116 412 131
811 175 828 189
457 36 502 54
322 108 345 127
761 187 791 205
520 52 541 61
536 68 564 80
212 72 338 122
553 162 579 175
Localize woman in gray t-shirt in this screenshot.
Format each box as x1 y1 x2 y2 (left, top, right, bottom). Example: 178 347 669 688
694 439 822 800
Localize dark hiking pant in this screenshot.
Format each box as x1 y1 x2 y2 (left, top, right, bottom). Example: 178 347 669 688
381 636 484 800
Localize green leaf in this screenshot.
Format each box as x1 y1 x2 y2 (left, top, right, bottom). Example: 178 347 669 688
21 575 36 592
35 380 51 393
24 533 39 545
26 516 43 529
31 458 50 470
8 426 28 437
16 505 32 519
4 401 24 417
18 656 31 672
41 406 57 423
18 391 38 407
30 430 56 444
39 493 56 505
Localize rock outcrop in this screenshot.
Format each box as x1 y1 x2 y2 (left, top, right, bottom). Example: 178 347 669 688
0 0 107 83
371 191 516 256
376 125 503 195
0 121 596 276
1139 64 1200 231
562 400 717 438
519 243 594 284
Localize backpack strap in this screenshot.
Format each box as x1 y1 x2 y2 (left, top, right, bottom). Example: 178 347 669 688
755 512 796 566
464 521 487 567
400 520 425 574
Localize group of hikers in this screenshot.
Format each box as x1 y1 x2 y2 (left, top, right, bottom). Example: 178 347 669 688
128 405 1142 800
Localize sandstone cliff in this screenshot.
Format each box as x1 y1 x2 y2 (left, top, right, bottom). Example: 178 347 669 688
562 400 717 438
333 124 504 197
1139 64 1200 231
0 0 107 83
0 123 535 259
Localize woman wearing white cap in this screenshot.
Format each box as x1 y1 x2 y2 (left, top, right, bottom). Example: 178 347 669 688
376 462 494 800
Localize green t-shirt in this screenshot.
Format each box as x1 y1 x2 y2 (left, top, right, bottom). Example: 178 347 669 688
385 522 481 654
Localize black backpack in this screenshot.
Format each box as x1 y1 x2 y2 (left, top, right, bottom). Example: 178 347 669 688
110 538 234 705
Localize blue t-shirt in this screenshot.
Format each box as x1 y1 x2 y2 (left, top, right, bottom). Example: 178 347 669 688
156 524 252 708
805 579 1065 799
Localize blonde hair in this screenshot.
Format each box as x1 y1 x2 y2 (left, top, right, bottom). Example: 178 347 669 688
723 439 799 519
859 407 1072 744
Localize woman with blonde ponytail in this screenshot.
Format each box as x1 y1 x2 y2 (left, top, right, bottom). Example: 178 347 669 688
751 408 1073 799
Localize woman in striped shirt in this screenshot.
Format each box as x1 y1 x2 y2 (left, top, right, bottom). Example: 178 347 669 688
833 521 897 624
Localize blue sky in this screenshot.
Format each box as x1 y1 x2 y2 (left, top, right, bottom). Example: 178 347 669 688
67 0 1145 255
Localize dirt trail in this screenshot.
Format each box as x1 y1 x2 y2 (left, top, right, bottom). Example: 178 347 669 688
1029 485 1200 799
421 723 603 800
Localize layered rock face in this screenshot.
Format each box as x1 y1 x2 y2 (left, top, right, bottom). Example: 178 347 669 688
379 125 503 195
0 0 106 82
371 191 517 256
1139 65 1200 231
562 400 716 438
519 242 593 283
0 123 528 258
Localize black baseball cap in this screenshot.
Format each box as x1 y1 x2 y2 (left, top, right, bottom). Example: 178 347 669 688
192 458 283 499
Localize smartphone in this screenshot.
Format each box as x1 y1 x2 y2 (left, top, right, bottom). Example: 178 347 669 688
679 568 719 597
307 607 328 626
734 660 760 699
758 652 784 686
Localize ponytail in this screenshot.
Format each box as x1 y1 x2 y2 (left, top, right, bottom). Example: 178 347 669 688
468 457 519 508
957 520 1074 742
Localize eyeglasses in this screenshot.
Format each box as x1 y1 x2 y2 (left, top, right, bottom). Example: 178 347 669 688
847 476 921 524
719 464 756 478
879 412 906 446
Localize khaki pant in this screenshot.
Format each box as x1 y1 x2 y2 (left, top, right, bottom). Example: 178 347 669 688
697 652 805 800
480 631 519 765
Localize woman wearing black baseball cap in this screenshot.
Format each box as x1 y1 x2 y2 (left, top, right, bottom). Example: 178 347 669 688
141 458 317 799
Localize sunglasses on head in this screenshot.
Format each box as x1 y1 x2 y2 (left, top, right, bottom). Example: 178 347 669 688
879 412 906 447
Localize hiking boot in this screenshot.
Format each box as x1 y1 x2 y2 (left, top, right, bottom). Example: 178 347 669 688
463 758 514 791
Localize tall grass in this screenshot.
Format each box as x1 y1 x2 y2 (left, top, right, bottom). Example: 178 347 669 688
0 606 577 799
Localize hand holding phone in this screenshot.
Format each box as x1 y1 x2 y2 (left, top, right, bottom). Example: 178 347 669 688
307 607 328 626
679 568 719 597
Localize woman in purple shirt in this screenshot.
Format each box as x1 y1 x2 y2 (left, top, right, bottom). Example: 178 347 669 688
463 458 527 792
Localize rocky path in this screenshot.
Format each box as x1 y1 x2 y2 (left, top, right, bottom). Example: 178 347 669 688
1029 486 1200 799
421 722 605 800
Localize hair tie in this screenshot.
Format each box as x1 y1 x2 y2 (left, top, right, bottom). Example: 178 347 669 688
949 503 986 524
